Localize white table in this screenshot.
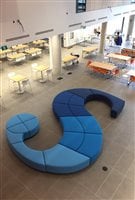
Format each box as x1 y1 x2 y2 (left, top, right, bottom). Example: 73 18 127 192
107 53 131 65
9 74 28 94
82 46 99 58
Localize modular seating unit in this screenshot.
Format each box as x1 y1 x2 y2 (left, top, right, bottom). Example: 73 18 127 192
6 88 125 174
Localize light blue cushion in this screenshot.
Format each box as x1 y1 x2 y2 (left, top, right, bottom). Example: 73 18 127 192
6 115 22 128
23 118 40 138
6 130 23 144
11 142 46 172
18 113 36 122
44 144 90 174
7 123 28 135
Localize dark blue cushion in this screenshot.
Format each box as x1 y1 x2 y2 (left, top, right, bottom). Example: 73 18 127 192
91 89 125 118
53 103 73 117
69 105 91 116
53 91 74 104
60 117 84 132
68 95 84 106
68 88 94 102
77 134 103 163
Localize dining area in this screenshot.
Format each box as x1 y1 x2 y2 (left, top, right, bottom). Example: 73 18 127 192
87 60 119 79
6 62 52 96
0 39 49 65
1 40 135 102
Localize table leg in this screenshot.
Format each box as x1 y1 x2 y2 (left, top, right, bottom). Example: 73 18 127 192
39 71 46 83
17 81 24 94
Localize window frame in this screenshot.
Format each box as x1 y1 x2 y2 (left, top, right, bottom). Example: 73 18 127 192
76 0 86 13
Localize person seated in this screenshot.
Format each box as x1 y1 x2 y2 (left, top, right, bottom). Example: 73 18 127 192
94 27 101 37
70 53 80 64
70 53 80 58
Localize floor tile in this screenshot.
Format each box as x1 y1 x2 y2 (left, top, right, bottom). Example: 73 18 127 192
112 177 135 200
96 169 123 199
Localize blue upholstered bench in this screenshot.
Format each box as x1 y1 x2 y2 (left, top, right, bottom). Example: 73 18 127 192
6 88 125 174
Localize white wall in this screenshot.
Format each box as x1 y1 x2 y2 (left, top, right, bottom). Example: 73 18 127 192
106 18 123 36
0 0 135 47
63 23 101 47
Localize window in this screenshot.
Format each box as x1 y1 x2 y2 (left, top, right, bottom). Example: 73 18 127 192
76 0 86 13
70 32 74 39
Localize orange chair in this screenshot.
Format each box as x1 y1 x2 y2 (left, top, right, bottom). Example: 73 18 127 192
86 60 93 67
130 75 135 82
98 68 109 75
92 67 100 73
127 75 135 86
130 58 135 64
112 68 120 75
111 68 120 79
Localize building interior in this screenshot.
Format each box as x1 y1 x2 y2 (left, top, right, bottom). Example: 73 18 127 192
0 0 135 200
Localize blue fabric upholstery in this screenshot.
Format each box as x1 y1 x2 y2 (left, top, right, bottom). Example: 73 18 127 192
60 117 84 132
77 134 103 163
11 142 46 172
53 103 74 117
43 144 90 174
6 115 22 128
68 88 94 101
59 131 84 150
6 88 125 174
91 89 125 118
69 105 91 116
76 116 102 134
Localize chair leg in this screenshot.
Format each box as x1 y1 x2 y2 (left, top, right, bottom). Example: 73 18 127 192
46 70 53 81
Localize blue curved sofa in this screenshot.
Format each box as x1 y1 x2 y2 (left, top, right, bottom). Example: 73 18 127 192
6 88 125 174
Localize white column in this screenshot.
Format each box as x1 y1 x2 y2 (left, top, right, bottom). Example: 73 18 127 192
49 34 62 76
99 22 107 54
126 15 135 40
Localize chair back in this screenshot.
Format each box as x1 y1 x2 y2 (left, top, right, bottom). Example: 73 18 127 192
22 79 29 86
31 63 38 68
8 72 16 78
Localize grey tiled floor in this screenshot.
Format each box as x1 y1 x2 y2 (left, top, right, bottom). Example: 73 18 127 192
0 44 135 200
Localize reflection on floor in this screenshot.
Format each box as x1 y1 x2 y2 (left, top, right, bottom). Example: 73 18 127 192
0 43 135 200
